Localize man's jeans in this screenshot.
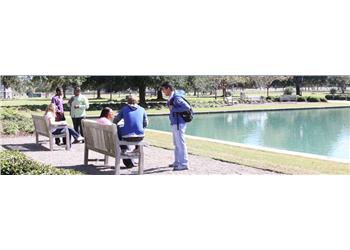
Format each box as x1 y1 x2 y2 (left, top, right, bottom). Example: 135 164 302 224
172 123 188 167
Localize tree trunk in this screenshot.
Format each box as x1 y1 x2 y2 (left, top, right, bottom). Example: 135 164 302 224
266 87 270 97
109 92 112 101
193 88 197 96
157 89 163 100
295 76 302 96
62 86 67 99
97 89 102 99
214 89 217 99
139 83 146 105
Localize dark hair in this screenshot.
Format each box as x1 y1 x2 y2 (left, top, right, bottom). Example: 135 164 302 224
99 107 112 118
161 82 173 90
74 86 81 91
56 87 63 92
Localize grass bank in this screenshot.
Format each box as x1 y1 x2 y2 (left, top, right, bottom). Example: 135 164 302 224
145 130 350 175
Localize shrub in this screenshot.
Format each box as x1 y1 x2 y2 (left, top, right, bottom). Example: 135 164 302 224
306 96 321 102
0 108 34 135
273 96 280 102
338 95 347 100
347 96 350 101
297 96 307 102
283 86 294 95
0 150 80 175
325 94 333 100
266 96 273 101
320 97 327 102
330 88 337 95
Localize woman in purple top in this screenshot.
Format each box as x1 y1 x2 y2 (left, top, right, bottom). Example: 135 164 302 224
51 87 66 145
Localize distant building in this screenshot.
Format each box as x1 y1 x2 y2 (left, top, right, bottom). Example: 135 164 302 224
0 84 13 99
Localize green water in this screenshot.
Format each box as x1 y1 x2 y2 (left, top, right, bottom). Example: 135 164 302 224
148 108 350 161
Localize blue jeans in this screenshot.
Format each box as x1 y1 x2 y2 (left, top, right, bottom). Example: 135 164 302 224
172 123 188 167
52 127 80 144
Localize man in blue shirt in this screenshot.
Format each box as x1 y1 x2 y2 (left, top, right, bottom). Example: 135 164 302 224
113 94 148 168
161 82 190 171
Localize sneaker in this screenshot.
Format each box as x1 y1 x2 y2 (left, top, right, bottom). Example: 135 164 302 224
173 166 188 171
77 136 84 142
168 163 178 168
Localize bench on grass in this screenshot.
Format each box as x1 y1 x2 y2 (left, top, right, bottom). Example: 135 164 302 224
81 119 146 175
31 115 70 151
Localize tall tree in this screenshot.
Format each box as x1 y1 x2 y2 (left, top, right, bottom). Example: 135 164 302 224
252 76 289 97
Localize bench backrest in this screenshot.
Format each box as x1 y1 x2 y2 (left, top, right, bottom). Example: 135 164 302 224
82 120 119 156
32 115 50 136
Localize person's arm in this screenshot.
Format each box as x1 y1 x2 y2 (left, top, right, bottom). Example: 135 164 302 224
171 97 190 112
47 114 66 126
79 96 89 110
67 96 74 107
143 111 148 128
113 110 123 125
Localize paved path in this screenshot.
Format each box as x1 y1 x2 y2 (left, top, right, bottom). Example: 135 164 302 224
0 135 276 175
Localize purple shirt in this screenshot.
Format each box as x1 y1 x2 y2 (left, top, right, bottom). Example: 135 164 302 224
51 95 64 113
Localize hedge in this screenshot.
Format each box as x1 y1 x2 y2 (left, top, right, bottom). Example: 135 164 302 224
0 108 34 135
0 150 80 175
325 94 350 100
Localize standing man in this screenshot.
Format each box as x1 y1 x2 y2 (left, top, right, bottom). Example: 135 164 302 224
68 86 89 137
161 82 190 171
51 87 66 145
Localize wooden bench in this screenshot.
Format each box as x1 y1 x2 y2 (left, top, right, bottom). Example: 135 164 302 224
31 115 70 151
81 119 146 175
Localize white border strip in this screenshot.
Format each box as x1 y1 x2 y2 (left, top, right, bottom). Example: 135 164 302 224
146 128 350 164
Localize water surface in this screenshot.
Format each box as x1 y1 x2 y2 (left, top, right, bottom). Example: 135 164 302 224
148 108 350 160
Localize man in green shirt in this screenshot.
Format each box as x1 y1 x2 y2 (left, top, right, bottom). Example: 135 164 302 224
68 86 89 137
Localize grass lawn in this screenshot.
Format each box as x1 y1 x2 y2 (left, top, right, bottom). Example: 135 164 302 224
145 130 350 175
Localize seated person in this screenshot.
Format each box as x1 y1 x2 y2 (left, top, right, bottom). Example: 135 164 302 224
96 107 114 125
45 103 84 145
113 94 148 168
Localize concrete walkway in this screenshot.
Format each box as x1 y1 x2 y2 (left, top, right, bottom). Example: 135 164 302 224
0 135 276 175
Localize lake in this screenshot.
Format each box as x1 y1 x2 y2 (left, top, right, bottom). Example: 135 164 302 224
148 108 350 161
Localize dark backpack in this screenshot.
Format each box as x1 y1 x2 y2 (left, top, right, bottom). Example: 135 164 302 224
178 97 194 123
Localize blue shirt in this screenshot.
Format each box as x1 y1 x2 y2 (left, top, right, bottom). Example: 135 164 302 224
113 104 148 137
167 91 191 125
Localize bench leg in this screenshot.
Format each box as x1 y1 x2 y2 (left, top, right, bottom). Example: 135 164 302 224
115 154 120 175
49 136 54 151
84 145 89 166
104 155 109 166
138 146 144 175
65 128 70 151
35 132 39 144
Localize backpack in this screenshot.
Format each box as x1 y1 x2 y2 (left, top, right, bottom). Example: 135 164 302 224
178 97 194 123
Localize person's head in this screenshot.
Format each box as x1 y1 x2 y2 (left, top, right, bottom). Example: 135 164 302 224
45 103 56 115
99 107 113 120
74 86 81 96
161 82 174 97
56 87 63 96
127 94 138 105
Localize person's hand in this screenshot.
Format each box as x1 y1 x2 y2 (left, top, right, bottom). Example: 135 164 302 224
74 105 80 108
169 105 173 110
61 121 67 125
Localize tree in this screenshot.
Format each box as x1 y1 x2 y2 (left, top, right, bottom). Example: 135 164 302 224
252 76 289 97
0 76 32 98
327 76 350 93
31 76 87 98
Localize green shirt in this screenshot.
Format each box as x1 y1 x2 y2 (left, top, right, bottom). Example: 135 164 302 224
68 95 89 118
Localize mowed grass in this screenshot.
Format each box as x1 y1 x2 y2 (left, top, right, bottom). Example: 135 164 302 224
145 130 350 175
